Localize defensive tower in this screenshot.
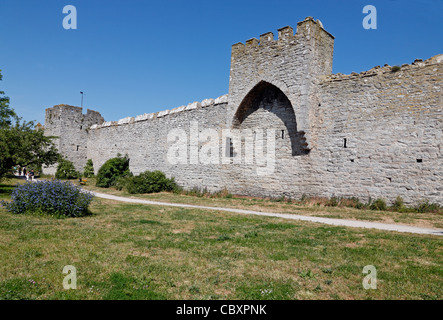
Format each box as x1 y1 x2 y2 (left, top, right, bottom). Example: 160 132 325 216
44 105 104 174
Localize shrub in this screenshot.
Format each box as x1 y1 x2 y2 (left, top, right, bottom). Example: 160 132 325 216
114 176 128 191
125 170 178 194
300 194 308 203
55 159 79 180
326 196 339 207
391 196 405 211
370 198 387 211
225 192 233 199
1 180 94 217
391 65 401 72
185 186 207 197
96 154 131 188
415 200 442 213
83 159 95 178
348 197 362 207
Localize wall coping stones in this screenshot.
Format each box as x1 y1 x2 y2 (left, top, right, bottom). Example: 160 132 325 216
89 94 229 130
214 94 228 105
185 101 200 111
170 105 186 114
117 117 133 125
157 109 170 118
135 113 154 122
320 54 442 83
201 98 215 107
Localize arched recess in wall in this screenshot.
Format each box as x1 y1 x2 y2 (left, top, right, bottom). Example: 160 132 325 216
232 81 309 156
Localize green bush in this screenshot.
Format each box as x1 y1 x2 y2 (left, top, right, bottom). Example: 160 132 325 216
125 170 177 194
370 198 387 211
391 196 405 211
83 159 95 178
415 200 442 213
114 176 128 191
55 159 79 180
325 196 339 207
339 197 365 209
96 154 131 188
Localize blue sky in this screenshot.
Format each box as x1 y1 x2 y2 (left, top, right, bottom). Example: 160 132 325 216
0 0 442 125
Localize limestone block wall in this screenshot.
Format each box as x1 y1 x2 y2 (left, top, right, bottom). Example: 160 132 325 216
314 55 443 204
87 97 231 191
85 56 442 205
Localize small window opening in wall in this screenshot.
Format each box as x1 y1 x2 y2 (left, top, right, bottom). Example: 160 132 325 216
281 130 285 139
343 138 347 148
416 159 423 163
80 125 82 130
350 159 354 162
226 138 234 157
76 145 79 151
387 177 392 182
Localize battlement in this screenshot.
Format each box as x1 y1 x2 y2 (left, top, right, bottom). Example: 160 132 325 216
46 104 82 118
45 105 104 123
320 54 443 83
231 17 334 57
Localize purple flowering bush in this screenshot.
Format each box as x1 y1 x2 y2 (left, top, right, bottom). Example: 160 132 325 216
1 180 94 217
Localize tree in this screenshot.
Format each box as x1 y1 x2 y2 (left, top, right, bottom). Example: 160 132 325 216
0 69 60 179
0 69 16 128
0 120 60 178
55 158 79 179
83 159 95 178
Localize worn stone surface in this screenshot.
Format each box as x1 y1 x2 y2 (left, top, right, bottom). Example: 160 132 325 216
43 17 442 205
43 105 104 175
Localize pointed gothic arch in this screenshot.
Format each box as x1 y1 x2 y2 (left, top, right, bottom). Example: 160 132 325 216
232 81 308 156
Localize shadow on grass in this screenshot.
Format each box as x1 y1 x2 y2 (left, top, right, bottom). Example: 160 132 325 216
0 184 14 194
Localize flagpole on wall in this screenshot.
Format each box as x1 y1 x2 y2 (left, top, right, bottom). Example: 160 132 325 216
80 91 85 107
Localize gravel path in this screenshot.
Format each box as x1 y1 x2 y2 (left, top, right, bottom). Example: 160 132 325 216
91 191 443 236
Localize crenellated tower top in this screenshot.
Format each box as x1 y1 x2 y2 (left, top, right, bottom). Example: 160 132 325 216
228 17 335 149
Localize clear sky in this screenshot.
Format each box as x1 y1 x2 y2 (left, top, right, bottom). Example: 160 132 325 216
0 0 442 125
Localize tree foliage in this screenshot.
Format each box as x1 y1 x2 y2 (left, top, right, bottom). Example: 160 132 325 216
83 159 95 178
0 69 16 128
0 69 60 178
55 158 79 180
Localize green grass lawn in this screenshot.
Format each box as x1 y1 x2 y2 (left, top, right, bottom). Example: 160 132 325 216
0 178 442 300
78 178 443 230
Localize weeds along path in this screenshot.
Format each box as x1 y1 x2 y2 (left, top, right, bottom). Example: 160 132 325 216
91 191 443 236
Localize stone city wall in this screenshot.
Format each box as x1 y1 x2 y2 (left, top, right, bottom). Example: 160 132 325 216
43 17 442 205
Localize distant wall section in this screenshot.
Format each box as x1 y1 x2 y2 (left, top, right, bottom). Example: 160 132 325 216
43 105 104 175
